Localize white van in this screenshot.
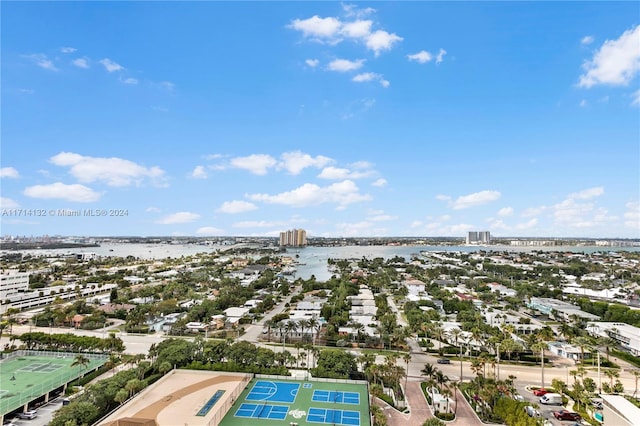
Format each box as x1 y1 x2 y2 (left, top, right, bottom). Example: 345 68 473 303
539 393 563 405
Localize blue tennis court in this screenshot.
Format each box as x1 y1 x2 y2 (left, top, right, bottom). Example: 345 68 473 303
307 407 361 425
234 403 289 420
312 390 360 405
246 380 300 403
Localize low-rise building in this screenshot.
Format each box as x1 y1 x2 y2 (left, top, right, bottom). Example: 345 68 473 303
601 394 640 426
527 297 600 322
587 322 640 356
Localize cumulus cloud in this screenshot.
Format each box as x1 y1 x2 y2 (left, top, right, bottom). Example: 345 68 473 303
569 186 604 200
278 151 333 175
196 226 225 235
498 207 514 217
436 48 447 64
578 25 640 88
233 220 283 228
60 47 77 53
515 218 538 230
99 58 124 72
24 182 101 202
438 191 500 210
288 15 342 40
0 198 19 208
341 20 373 38
216 200 258 214
522 206 546 218
328 58 365 72
247 180 371 208
371 178 387 187
121 77 138 85
50 152 166 187
1 167 20 178
407 50 432 63
23 54 58 71
230 154 277 175
305 59 320 67
190 165 207 179
317 166 374 180
156 212 200 224
581 35 594 45
352 72 390 87
145 206 161 213
333 221 388 237
624 201 640 229
72 58 90 69
365 30 403 56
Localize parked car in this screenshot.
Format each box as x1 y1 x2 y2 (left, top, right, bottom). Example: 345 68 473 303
437 358 451 364
524 405 541 417
553 410 581 421
540 393 563 405
18 410 38 419
533 388 551 396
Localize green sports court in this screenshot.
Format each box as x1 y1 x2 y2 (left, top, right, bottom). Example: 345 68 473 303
218 375 371 426
0 350 107 417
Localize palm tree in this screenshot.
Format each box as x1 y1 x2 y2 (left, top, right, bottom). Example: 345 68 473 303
264 319 274 342
604 369 620 392
114 388 129 405
71 354 90 376
572 336 593 365
631 370 640 398
531 341 548 389
449 327 463 382
403 353 412 399
159 361 172 375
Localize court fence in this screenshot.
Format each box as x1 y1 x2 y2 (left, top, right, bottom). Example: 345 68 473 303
255 373 368 386
0 349 108 361
203 372 252 426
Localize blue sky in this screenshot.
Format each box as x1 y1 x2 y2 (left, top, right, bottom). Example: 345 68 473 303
2 2 639 239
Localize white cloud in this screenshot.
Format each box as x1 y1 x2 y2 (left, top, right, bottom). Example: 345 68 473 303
190 165 207 179
578 25 640 88
1 167 20 178
121 77 138 85
99 58 124 72
569 186 604 200
368 213 397 222
204 154 224 160
145 206 161 213
522 206 546 218
435 194 451 201
230 154 277 175
23 54 58 71
581 35 594 45
515 218 538 230
216 200 258 214
60 47 77 53
156 212 200 224
436 48 447 64
365 30 403 56
317 166 374 180
288 15 342 39
624 201 640 229
328 58 365 72
497 207 514 217
24 182 101 202
278 151 333 175
305 59 320 67
233 220 282 228
631 89 640 107
333 221 388 237
341 20 372 38
342 3 376 18
72 58 89 69
352 72 390 87
372 178 387 187
248 180 371 208
0 197 19 208
407 50 432 64
196 226 225 235
50 152 166 187
444 190 501 210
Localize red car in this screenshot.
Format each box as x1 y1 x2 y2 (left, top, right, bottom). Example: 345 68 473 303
533 388 551 396
553 410 581 421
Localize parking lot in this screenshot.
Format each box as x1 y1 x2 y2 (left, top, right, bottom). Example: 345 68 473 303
4 399 63 426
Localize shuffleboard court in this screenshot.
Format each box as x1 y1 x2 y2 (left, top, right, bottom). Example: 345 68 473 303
312 390 360 405
307 407 361 426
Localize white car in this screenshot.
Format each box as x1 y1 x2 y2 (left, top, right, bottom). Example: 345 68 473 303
18 409 38 419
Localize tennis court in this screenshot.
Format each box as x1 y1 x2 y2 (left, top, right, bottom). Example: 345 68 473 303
246 380 300 403
0 350 107 417
312 390 360 405
234 403 289 420
219 375 370 426
307 407 360 425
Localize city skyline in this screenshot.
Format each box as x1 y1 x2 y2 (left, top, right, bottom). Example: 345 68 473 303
2 2 639 239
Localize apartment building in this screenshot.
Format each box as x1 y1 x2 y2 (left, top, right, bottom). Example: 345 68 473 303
587 322 640 356
279 229 307 247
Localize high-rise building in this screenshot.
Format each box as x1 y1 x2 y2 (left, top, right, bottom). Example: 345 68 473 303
279 229 307 247
466 231 491 245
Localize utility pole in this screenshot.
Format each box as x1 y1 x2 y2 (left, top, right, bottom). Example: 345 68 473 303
597 351 601 393
496 343 500 381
